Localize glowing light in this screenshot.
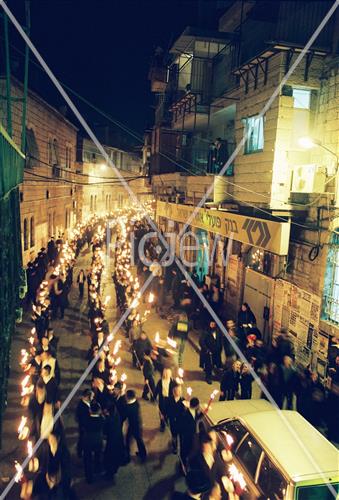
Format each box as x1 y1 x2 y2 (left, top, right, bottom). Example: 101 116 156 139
121 373 127 382
298 136 319 149
155 332 160 344
14 461 23 483
27 441 33 457
167 337 177 349
229 463 247 491
113 340 121 355
178 368 184 378
186 387 192 397
148 292 154 304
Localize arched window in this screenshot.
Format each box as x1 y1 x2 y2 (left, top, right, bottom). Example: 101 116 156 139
25 127 39 169
48 213 52 237
94 195 97 211
90 195 93 212
30 216 35 248
323 230 339 323
23 218 29 251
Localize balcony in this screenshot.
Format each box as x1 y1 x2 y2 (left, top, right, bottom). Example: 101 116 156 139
178 139 235 176
171 91 209 132
148 66 167 93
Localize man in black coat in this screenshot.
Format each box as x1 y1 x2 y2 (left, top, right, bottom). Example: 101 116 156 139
178 397 201 470
41 365 59 405
125 390 147 462
75 389 94 458
83 401 104 484
201 321 223 384
111 382 127 422
133 331 152 366
104 402 126 481
142 349 156 401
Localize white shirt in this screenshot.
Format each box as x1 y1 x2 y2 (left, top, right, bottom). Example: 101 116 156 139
162 378 170 397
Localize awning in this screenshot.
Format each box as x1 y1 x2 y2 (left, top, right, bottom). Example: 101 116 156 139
157 200 290 255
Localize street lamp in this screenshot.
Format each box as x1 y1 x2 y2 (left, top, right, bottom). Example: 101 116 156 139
298 136 339 165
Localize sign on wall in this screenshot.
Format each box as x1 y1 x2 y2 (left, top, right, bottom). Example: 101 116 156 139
273 279 325 371
156 200 290 255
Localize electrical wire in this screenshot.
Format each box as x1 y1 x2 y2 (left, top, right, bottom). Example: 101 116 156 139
26 153 143 182
4 39 339 233
24 169 144 186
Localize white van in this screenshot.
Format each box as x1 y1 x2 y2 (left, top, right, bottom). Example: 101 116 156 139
202 399 339 499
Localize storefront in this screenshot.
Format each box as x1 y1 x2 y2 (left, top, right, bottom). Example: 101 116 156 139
156 200 291 336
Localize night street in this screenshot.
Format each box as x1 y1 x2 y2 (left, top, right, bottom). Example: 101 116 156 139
1 1 339 499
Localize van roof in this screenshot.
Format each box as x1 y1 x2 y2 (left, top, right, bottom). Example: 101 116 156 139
207 400 339 482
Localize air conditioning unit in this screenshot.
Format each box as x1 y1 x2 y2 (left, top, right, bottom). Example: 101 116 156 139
291 164 326 193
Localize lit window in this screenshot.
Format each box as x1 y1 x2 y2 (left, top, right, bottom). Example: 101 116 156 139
322 231 339 324
244 115 264 154
293 88 311 109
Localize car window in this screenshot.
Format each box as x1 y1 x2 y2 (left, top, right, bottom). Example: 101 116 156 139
257 455 287 499
215 419 247 450
236 434 263 478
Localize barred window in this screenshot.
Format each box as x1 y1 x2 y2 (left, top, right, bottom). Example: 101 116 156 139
322 231 339 324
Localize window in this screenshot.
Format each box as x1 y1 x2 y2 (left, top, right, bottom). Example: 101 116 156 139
48 138 53 165
293 88 311 109
46 190 49 199
322 231 339 324
235 435 263 479
48 213 52 237
30 217 35 248
257 455 287 499
244 115 264 154
296 483 339 500
51 139 61 177
65 145 72 169
215 419 247 451
94 195 97 211
25 127 39 168
90 195 94 212
23 218 29 251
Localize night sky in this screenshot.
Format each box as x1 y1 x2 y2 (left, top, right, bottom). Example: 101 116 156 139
5 0 226 146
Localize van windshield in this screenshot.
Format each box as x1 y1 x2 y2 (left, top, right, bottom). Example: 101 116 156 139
296 483 339 499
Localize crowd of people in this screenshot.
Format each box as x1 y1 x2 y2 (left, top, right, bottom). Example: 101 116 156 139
17 227 89 499
12 207 339 500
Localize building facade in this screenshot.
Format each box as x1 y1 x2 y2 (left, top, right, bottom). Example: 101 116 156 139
76 136 151 218
0 78 79 265
148 0 339 375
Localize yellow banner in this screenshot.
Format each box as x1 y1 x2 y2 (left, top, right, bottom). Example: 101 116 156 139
156 200 290 255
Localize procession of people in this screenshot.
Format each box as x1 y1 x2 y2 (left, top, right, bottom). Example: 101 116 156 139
11 206 339 499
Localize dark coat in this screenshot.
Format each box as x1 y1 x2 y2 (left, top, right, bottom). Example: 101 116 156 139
125 400 143 435
154 379 175 414
83 414 104 450
75 400 90 431
104 408 126 473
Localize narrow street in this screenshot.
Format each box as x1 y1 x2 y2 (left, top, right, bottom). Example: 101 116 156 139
0 242 233 500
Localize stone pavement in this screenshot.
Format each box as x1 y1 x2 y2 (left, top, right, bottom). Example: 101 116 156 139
0 246 261 499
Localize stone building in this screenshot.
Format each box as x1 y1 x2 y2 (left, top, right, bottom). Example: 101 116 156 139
0 78 78 265
76 135 151 218
148 0 339 374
